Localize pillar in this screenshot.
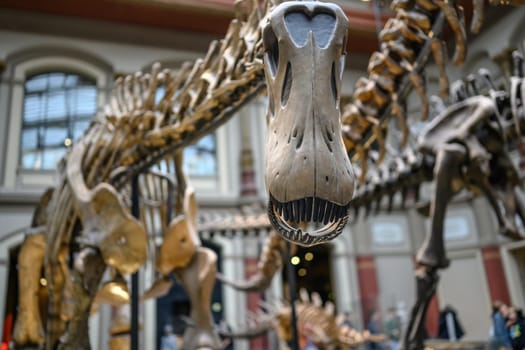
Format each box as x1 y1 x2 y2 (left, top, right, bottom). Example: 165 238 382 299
356 255 379 325
482 246 511 305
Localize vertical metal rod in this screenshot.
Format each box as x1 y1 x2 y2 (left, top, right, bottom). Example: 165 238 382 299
285 242 299 350
373 0 383 47
131 175 140 350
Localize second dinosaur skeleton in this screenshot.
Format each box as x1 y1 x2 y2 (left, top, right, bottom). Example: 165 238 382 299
12 0 269 347
347 53 525 349
217 289 386 350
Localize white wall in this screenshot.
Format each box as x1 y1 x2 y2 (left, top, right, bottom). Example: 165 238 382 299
0 30 202 74
437 250 492 341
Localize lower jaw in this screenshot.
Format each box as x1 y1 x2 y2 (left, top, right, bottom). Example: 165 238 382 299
267 195 350 247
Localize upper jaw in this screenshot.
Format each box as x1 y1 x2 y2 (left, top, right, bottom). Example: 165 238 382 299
268 193 350 246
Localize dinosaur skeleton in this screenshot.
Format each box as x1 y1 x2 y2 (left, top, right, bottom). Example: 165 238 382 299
217 289 386 350
11 0 353 348
9 0 525 349
347 52 525 349
340 0 523 183
12 0 269 347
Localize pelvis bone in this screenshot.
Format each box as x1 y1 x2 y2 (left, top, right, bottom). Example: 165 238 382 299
67 139 147 275
263 1 355 246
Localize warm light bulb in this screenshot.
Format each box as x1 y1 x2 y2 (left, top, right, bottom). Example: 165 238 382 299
212 302 222 312
291 256 300 265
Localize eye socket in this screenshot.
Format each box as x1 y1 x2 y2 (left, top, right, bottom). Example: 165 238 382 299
281 62 292 106
263 26 279 77
330 61 338 105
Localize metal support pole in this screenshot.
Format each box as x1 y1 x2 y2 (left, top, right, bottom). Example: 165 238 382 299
373 0 383 47
131 175 140 350
285 242 299 350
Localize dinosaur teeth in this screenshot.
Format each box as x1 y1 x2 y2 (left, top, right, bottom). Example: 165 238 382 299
305 197 313 221
299 198 306 222
284 202 291 221
324 202 333 225
270 195 349 226
293 200 300 223
311 198 318 221
268 194 350 246
329 203 338 222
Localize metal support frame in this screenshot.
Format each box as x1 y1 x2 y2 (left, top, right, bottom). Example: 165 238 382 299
131 175 140 350
285 242 299 350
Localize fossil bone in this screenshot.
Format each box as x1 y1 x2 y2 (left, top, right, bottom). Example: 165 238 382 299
264 1 355 246
219 289 386 349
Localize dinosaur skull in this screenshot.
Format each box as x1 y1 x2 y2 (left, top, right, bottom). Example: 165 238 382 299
263 1 355 246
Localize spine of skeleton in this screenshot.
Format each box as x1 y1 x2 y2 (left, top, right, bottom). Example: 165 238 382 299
350 148 434 217
109 0 269 189
339 0 495 181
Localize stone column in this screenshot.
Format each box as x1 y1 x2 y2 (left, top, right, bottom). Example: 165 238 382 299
331 229 363 329
213 234 249 350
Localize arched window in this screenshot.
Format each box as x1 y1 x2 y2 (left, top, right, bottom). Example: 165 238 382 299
20 72 97 170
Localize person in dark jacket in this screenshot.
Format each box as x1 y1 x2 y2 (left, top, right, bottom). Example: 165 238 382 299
507 307 525 350
489 301 511 349
438 305 465 341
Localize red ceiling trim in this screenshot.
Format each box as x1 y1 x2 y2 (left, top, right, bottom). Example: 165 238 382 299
0 0 387 54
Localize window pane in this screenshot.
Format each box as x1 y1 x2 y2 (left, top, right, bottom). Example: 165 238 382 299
183 134 217 177
70 87 97 115
44 127 67 147
25 75 48 93
73 120 90 140
42 148 64 169
46 91 67 120
65 74 79 87
47 73 65 89
23 95 45 123
21 72 97 170
21 151 40 169
21 128 38 149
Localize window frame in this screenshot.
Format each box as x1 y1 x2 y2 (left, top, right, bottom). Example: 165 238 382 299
3 54 243 201
4 56 108 188
20 71 98 171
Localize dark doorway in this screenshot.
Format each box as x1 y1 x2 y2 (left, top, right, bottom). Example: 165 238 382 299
282 243 335 304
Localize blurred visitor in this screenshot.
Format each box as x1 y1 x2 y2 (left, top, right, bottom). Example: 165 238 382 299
506 307 525 350
383 307 402 350
367 310 385 350
160 324 178 350
339 311 355 329
438 305 464 341
216 320 233 350
489 301 511 350
303 337 319 350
